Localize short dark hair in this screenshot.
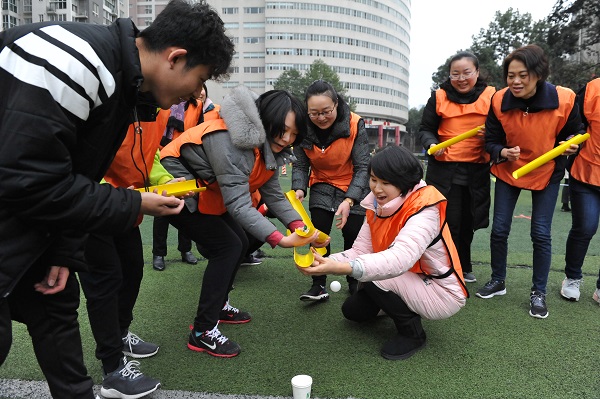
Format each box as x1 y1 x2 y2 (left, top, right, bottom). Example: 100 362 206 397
256 90 307 147
368 145 423 195
304 79 348 123
139 0 234 80
448 51 479 72
502 44 549 84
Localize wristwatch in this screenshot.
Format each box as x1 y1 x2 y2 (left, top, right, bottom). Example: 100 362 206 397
344 198 355 207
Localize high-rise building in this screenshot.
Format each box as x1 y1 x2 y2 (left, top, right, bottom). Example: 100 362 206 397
1 0 126 30
205 0 410 128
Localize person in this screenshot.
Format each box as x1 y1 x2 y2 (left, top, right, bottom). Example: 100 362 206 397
560 77 600 304
0 0 234 397
78 118 187 398
561 171 571 212
417 51 495 284
477 44 584 319
160 86 325 358
292 79 370 301
297 145 468 360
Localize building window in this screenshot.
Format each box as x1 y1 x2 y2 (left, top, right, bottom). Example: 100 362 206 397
92 3 99 17
23 0 32 12
144 5 151 13
2 14 18 29
2 0 17 13
244 66 265 73
244 37 264 44
244 7 264 14
49 0 66 9
38 14 44 22
222 7 238 14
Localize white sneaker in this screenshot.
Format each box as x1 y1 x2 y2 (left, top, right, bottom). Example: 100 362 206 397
593 288 600 305
560 277 582 301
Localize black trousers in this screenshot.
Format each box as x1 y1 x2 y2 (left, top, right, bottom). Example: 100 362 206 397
168 208 248 332
78 227 144 374
152 215 192 256
342 282 423 338
445 184 475 273
309 207 364 286
0 263 95 398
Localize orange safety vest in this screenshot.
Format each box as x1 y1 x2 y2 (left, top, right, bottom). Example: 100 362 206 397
570 78 600 187
435 86 494 163
160 118 274 215
306 112 361 192
490 86 576 190
366 186 468 296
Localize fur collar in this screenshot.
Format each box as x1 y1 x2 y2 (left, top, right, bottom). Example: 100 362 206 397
219 86 265 150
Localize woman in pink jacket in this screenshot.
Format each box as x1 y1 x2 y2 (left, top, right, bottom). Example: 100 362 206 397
298 145 468 360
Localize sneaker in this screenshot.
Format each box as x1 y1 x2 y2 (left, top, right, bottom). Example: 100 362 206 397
122 331 159 359
593 288 600 305
560 277 582 301
240 254 262 266
561 204 571 212
100 357 160 399
529 291 549 319
300 284 329 302
475 280 506 299
220 301 251 324
253 248 268 259
188 324 240 358
463 272 477 283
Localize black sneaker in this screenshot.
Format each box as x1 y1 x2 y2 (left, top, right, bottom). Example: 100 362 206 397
240 254 262 266
300 284 329 302
220 301 251 324
122 331 159 359
100 357 160 399
475 280 506 299
188 324 240 358
253 249 268 259
529 291 549 319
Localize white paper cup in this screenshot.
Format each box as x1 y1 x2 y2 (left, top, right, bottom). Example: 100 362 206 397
291 374 312 399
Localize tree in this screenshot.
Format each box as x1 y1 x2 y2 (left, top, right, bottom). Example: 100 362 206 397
273 59 355 110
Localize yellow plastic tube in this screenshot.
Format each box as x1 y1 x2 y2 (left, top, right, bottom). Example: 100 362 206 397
427 125 484 155
135 180 206 196
512 133 590 179
284 190 329 267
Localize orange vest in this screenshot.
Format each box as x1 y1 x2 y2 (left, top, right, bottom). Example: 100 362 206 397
570 78 600 186
435 86 494 163
160 118 274 215
156 102 204 147
490 86 576 190
366 186 468 296
306 112 361 191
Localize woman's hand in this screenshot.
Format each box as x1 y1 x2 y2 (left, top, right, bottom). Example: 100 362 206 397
335 200 351 229
278 230 322 248
295 190 305 202
295 249 352 276
429 143 445 157
501 146 521 162
560 142 579 156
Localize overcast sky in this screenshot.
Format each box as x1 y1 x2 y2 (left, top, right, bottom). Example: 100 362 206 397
408 0 558 108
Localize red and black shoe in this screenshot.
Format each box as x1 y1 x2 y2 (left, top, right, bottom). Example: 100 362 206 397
187 324 240 358
219 301 251 324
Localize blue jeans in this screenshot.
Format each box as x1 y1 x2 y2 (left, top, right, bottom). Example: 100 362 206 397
490 178 560 293
565 178 600 289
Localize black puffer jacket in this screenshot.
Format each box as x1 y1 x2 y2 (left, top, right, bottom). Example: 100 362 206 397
0 19 152 297
292 103 370 215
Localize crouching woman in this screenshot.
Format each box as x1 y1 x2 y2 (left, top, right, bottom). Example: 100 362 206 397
297 145 468 360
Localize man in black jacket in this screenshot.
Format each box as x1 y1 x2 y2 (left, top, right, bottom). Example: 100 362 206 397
0 1 234 398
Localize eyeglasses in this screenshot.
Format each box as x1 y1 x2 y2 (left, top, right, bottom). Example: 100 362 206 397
308 109 335 119
449 70 477 81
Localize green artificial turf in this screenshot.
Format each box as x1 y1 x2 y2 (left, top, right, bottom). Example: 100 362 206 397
1 174 599 398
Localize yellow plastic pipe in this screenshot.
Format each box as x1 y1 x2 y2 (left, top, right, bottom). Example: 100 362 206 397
427 125 484 155
135 179 206 196
512 133 590 179
284 190 328 267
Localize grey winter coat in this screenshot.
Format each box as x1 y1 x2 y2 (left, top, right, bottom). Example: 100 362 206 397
161 86 301 243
